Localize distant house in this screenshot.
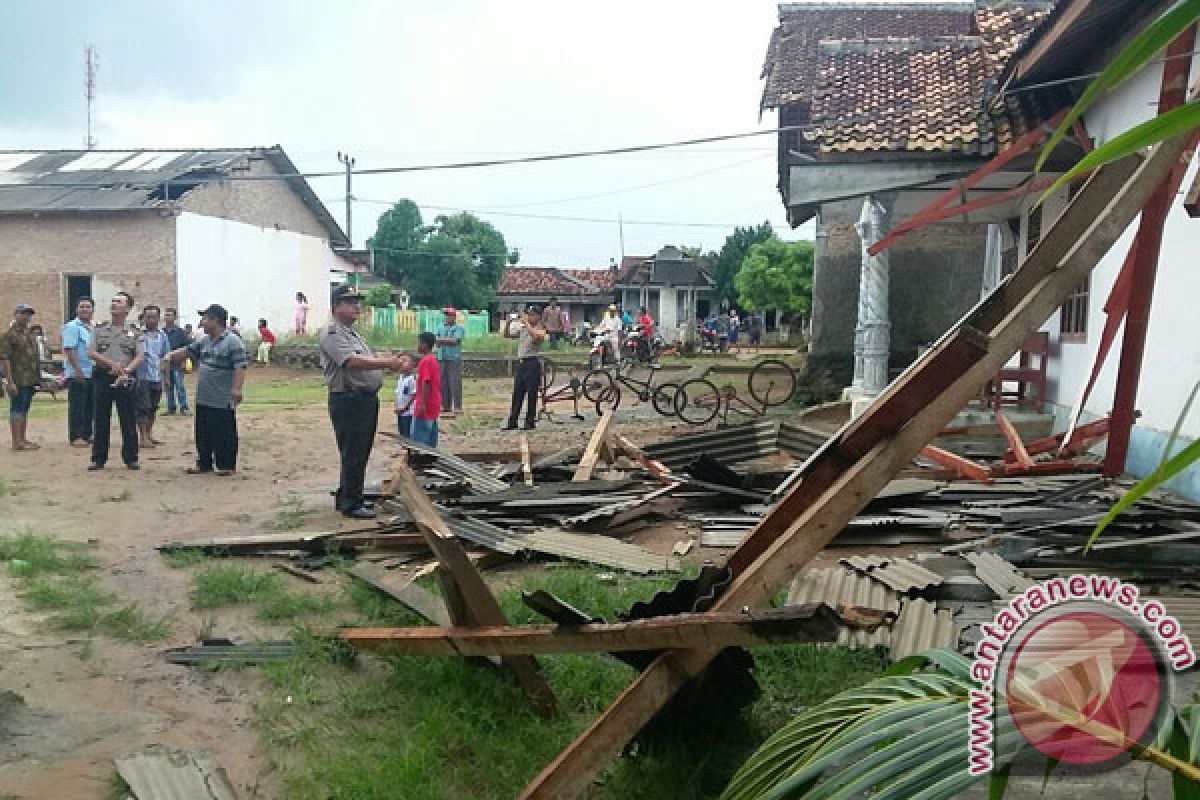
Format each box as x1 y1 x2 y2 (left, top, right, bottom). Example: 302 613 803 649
0 146 349 339
760 2 1068 389
492 266 614 329
614 246 715 339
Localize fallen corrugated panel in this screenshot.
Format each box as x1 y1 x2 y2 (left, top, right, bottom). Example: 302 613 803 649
786 567 899 649
643 420 779 469
840 555 945 593
962 552 1034 598
562 483 681 530
520 529 679 574
165 640 297 665
701 530 748 548
405 441 509 493
116 747 239 800
776 421 829 459
441 511 527 555
991 595 1200 645
889 598 959 662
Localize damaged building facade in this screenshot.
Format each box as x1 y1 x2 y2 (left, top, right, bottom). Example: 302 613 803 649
763 0 1200 496
0 146 349 337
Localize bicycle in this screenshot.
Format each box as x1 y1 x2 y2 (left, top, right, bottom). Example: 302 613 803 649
580 361 679 417
536 357 586 421
673 358 797 425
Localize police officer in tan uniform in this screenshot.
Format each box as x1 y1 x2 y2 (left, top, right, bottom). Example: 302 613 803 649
319 285 405 519
88 291 145 470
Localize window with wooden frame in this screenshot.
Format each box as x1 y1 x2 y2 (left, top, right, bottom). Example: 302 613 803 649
1060 274 1089 342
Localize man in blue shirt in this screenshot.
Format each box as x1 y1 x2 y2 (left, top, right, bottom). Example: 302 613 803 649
61 297 95 447
434 307 465 415
136 305 170 449
162 308 191 415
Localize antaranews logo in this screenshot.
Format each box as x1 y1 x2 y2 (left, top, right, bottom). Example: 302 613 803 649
967 574 1194 776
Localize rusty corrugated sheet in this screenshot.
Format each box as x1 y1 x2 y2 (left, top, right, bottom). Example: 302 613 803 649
962 552 1034 598
787 567 900 649
115 748 238 800
643 420 779 469
840 555 945 593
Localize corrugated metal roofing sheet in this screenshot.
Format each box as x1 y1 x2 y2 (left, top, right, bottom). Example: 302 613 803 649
115 748 239 800
442 511 526 555
962 552 1035 598
406 441 508 493
520 529 679 574
890 598 960 661
643 420 779 469
787 567 900 649
840 555 945 593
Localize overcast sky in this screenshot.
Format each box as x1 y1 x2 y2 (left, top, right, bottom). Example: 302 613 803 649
0 0 832 265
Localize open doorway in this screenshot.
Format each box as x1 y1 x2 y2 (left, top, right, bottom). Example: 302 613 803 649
65 275 92 321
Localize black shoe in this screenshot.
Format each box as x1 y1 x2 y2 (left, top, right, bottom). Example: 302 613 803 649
87 463 103 471
126 463 140 471
342 506 376 520
501 423 518 431
522 423 536 431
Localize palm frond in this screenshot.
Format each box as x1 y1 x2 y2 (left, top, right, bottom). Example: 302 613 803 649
1037 0 1200 173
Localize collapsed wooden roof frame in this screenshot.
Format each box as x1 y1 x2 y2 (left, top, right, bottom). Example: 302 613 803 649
517 131 1196 797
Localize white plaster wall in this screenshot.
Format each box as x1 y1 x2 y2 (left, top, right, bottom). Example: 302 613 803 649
175 212 332 338
1042 51 1200 438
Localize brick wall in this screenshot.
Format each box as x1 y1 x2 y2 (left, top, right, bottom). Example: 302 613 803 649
0 211 176 343
179 154 333 241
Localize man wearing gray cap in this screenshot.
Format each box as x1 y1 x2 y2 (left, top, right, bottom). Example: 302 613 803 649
0 304 40 450
319 285 405 519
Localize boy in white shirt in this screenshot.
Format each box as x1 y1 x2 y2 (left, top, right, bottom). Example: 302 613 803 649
394 354 416 438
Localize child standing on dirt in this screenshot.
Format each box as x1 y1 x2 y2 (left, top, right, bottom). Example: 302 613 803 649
410 332 441 448
394 354 416 438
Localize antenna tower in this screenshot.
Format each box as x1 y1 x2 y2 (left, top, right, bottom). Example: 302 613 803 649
85 45 98 149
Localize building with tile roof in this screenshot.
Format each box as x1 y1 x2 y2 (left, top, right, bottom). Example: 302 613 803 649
0 146 348 337
614 246 716 340
491 266 616 330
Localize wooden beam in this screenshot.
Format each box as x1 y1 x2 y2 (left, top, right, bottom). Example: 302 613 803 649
919 445 994 483
611 434 675 485
520 434 534 487
1000 460 1105 478
1005 417 1110 463
392 461 558 716
338 604 874 657
573 412 615 482
519 135 1193 800
1011 0 1098 83
994 410 1034 467
1105 26 1198 477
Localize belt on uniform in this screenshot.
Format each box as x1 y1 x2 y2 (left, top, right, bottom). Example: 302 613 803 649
330 389 378 396
518 356 541 362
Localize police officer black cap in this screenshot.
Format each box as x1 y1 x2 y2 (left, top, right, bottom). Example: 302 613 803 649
197 303 228 324
331 285 363 307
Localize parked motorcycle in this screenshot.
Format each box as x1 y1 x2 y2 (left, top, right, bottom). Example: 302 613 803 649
588 330 617 370
623 328 666 364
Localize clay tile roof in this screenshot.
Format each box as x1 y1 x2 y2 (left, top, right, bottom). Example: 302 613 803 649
789 3 1053 156
562 268 616 291
497 267 606 296
761 2 976 110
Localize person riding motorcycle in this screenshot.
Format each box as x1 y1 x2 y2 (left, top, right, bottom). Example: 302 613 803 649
594 304 623 365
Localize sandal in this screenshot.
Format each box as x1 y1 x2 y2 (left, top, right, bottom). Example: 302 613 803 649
186 467 213 475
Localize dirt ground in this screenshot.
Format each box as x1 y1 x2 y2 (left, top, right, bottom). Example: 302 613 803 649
0 365 772 799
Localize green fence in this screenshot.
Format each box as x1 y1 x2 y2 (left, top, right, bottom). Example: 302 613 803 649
369 306 489 336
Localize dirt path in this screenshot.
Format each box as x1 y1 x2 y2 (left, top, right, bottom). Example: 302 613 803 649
0 366 710 799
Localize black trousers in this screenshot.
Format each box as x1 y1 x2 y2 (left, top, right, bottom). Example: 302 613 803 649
195 404 238 471
68 378 93 442
507 357 541 427
329 391 379 511
91 369 138 466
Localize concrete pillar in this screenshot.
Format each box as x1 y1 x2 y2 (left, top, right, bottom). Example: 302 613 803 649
981 223 1002 300
845 192 895 414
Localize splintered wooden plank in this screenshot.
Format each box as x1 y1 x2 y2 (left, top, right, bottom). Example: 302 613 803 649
339 604 859 657
518 136 1189 800
520 434 534 487
919 445 994 483
389 461 557 716
994 410 1034 467
573 412 615 482
612 433 676 485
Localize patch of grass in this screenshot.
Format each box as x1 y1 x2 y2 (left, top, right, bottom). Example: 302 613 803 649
191 565 335 621
271 497 314 531
20 576 171 642
101 489 133 503
0 530 94 577
0 476 27 496
161 548 211 568
445 413 503 435
258 565 886 799
225 512 254 524
105 771 132 800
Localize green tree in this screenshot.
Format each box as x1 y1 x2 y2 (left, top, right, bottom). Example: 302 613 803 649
430 212 511 306
405 234 480 309
735 237 813 315
367 199 426 286
712 222 774 306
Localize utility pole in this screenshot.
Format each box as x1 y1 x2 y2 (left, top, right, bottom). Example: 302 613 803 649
337 151 355 245
617 210 625 260
84 45 98 150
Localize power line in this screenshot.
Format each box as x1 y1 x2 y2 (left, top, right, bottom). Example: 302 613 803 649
348 197 753 228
